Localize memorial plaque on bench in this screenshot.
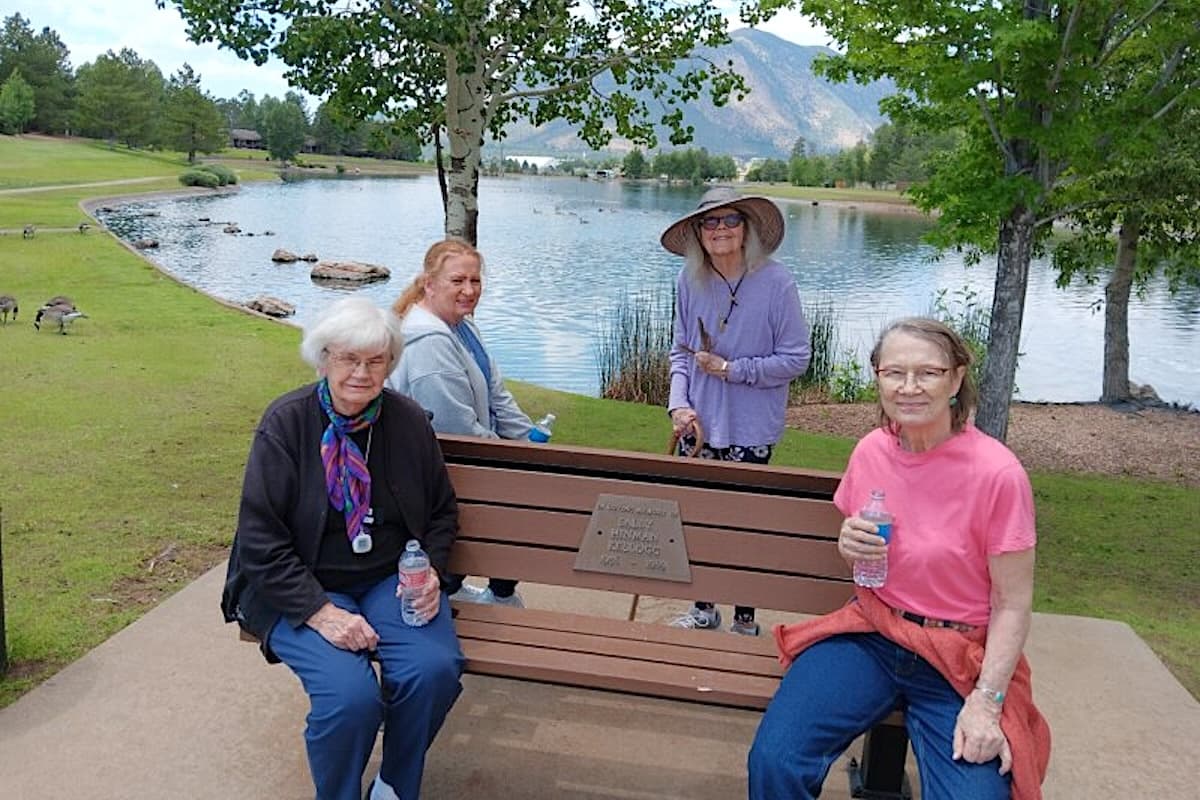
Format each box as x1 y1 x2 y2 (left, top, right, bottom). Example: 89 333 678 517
574 493 691 582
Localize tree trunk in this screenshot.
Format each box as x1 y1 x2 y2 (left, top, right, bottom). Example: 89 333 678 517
443 53 485 245
1101 212 1141 403
976 204 1036 442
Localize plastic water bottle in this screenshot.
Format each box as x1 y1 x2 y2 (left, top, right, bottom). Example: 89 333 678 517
398 539 431 627
528 413 556 443
853 489 893 588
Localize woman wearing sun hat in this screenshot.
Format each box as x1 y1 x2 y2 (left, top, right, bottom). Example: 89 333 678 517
661 185 812 635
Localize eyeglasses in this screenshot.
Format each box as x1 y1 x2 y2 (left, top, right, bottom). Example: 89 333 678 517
326 351 392 373
875 366 952 387
698 213 745 231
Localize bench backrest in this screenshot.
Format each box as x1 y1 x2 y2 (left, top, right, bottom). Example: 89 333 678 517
439 435 854 615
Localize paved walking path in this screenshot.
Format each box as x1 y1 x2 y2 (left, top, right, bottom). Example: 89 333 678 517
0 177 173 195
0 564 1196 799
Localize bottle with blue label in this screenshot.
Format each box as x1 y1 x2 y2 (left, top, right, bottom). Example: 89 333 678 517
853 488 893 588
398 539 431 626
528 413 556 443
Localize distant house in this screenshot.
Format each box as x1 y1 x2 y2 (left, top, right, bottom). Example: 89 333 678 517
230 129 263 149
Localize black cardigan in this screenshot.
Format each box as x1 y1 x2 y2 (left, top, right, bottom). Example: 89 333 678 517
221 383 458 656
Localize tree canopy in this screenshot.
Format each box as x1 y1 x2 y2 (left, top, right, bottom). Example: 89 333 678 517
780 0 1200 439
160 0 750 243
0 13 74 134
74 49 165 147
0 68 35 134
161 64 228 163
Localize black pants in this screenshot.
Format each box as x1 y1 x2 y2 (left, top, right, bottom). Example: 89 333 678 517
678 435 774 622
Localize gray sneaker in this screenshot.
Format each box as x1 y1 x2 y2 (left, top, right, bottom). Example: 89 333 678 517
729 617 760 636
490 590 525 608
670 605 722 630
449 584 492 604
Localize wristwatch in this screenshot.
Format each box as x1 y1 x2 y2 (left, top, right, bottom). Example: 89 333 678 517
974 682 1005 705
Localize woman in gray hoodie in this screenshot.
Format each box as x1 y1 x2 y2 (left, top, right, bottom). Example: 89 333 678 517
387 238 532 606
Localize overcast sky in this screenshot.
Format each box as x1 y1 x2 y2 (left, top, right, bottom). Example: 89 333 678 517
15 1 832 102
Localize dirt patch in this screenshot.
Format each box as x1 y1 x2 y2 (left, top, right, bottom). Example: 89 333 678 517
786 401 1200 487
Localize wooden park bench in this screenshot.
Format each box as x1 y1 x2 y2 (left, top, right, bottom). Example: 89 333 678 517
439 434 912 799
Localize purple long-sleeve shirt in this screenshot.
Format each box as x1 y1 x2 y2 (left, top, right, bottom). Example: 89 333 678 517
668 258 811 449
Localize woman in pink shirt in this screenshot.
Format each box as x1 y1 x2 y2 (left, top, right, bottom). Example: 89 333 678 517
749 318 1044 800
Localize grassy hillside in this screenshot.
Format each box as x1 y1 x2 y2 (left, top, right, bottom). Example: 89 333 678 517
0 135 1194 707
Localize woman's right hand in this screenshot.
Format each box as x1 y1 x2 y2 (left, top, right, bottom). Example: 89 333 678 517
306 602 380 652
837 515 888 567
670 407 698 435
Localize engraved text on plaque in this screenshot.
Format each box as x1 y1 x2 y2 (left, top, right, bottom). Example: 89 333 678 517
574 493 691 582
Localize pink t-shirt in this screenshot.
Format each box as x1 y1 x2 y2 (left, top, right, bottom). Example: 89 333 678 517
833 424 1036 627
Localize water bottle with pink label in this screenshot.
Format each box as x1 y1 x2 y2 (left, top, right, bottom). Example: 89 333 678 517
398 539 431 626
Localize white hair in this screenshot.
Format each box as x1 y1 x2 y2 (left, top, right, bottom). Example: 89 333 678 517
299 296 405 369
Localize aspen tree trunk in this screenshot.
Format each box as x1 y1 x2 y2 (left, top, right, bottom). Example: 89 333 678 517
1101 212 1141 403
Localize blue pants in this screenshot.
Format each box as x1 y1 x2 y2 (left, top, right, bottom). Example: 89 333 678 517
748 633 1011 800
268 575 464 800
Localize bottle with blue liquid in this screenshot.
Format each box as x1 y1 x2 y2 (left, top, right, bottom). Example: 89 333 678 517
528 413 556 443
853 489 893 588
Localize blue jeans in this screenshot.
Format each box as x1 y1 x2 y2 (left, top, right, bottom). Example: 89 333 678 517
268 574 464 800
748 633 1011 800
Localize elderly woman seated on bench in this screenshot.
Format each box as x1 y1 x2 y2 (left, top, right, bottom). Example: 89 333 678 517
749 318 1051 800
222 296 464 800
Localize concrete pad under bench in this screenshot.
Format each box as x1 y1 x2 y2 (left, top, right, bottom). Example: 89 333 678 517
0 565 1195 799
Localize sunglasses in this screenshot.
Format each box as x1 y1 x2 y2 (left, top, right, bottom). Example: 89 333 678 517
698 212 745 231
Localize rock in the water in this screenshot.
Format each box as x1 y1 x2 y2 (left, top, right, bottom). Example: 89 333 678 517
301 253 319 262
132 238 159 249
223 224 241 234
271 248 300 263
311 260 390 284
246 295 296 318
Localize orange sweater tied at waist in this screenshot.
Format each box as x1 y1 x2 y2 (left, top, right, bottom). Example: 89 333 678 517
773 589 1051 800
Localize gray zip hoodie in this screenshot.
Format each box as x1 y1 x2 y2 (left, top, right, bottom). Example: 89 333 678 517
386 304 533 440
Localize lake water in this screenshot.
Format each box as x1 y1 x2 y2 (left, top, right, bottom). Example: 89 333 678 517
98 176 1200 407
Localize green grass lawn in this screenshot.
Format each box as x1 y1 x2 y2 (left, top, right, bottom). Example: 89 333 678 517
0 135 1195 707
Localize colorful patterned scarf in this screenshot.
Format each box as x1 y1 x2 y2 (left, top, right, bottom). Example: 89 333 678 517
317 379 382 542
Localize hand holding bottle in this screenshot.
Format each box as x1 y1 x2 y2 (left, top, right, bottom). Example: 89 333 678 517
528 413 556 442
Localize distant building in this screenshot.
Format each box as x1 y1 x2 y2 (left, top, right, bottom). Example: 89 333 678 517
230 129 263 149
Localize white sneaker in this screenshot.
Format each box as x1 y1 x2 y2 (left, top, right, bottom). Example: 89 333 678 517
670 605 722 630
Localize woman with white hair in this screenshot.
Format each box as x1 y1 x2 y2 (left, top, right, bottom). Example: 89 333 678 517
661 186 812 635
222 296 464 800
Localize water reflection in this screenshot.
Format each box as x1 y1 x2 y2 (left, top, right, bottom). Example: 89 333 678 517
97 176 1199 407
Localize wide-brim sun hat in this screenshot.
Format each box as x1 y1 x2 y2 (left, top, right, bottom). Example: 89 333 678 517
659 186 785 256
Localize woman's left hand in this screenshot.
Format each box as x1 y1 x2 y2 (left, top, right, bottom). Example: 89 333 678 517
695 350 729 380
953 691 1012 774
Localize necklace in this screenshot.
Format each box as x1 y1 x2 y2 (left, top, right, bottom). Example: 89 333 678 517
710 264 747 332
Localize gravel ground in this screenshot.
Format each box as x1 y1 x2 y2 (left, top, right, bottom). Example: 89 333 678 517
786 401 1200 486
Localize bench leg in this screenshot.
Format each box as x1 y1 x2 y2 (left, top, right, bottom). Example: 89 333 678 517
847 725 912 799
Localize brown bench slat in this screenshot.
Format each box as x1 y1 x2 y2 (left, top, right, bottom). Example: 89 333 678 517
454 618 783 678
456 503 850 578
457 636 784 709
448 541 854 612
438 434 843 497
453 604 783 657
447 463 844 536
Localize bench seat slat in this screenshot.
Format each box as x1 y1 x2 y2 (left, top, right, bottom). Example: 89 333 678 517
456 636 783 709
448 541 855 613
453 619 783 678
452 604 782 657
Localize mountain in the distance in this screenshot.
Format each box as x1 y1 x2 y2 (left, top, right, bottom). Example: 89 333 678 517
495 28 895 160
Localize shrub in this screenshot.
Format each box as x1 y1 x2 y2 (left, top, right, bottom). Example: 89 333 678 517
196 163 238 186
793 295 841 398
596 287 675 405
179 169 220 188
929 285 996 392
